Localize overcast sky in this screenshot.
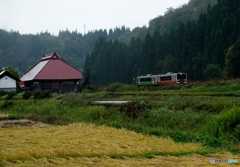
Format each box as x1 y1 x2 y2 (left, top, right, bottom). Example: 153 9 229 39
0 0 189 36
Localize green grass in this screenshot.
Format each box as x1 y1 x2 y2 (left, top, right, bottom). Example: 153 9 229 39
202 107 240 141
1 81 240 153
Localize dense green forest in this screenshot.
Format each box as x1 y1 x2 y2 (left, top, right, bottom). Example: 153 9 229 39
85 0 240 85
1 0 235 86
0 27 131 76
148 0 217 34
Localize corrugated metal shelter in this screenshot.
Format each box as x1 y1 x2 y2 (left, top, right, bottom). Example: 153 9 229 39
20 52 82 93
0 71 20 92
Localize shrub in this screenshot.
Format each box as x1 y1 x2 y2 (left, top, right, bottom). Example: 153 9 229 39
203 64 222 80
83 85 99 92
23 91 33 99
168 130 196 143
0 90 7 97
105 82 137 92
1 100 13 109
34 90 52 99
58 93 89 106
120 101 152 119
202 135 228 148
105 82 125 92
139 108 210 131
6 92 17 100
233 124 240 140
202 107 240 141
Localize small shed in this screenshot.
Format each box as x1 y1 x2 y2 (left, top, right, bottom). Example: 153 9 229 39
0 71 20 92
20 52 82 93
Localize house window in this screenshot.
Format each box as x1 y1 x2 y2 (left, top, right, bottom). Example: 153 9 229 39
5 77 7 80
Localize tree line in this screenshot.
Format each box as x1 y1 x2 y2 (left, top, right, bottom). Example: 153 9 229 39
0 0 234 85
85 0 240 85
0 27 133 76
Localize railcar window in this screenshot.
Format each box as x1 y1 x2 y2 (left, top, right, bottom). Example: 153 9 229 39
183 74 187 79
140 77 152 82
160 76 172 81
177 74 187 79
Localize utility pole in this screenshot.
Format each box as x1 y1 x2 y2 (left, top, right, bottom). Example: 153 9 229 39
84 25 86 35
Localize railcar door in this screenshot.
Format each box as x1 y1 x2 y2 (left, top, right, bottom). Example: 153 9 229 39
177 73 187 84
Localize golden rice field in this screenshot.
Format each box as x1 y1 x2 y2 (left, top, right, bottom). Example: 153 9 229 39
0 122 239 167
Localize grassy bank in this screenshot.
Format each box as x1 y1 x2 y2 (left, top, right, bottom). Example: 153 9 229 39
0 89 240 152
0 81 240 154
1 81 240 166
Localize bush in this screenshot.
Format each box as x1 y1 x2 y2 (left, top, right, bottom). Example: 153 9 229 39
23 91 33 99
202 107 240 141
168 130 196 143
105 82 137 92
6 92 17 100
1 100 13 109
139 108 210 131
34 90 52 99
120 101 152 119
0 90 7 97
202 135 229 148
233 124 240 140
203 64 222 80
83 85 99 92
105 82 125 92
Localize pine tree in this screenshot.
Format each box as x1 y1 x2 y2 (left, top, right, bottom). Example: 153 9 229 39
224 36 240 78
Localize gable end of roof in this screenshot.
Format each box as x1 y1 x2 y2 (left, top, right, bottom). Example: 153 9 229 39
0 71 19 81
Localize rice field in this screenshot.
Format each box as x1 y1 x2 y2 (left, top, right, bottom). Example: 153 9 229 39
0 122 239 166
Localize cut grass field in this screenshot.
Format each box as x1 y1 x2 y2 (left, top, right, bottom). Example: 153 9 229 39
0 123 202 165
0 122 239 167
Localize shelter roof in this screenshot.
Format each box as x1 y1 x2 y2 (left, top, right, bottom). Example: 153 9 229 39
20 52 82 81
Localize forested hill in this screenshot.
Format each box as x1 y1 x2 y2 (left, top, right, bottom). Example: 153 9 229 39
85 0 240 85
148 0 217 34
1 0 217 77
0 27 131 75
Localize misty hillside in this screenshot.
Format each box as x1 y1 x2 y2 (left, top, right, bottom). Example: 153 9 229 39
148 0 217 34
0 0 218 79
85 0 240 85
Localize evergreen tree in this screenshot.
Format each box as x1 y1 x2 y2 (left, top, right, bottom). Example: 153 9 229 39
142 33 156 74
203 64 222 80
5 67 19 78
224 36 240 78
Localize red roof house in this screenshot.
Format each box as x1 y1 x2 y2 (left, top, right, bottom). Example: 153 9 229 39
20 52 82 93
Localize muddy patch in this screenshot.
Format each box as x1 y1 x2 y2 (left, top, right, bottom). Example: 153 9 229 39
25 114 73 125
0 119 48 128
0 113 73 128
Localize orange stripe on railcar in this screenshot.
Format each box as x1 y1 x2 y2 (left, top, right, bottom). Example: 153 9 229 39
157 80 176 85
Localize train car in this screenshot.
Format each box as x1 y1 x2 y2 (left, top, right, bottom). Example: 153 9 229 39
136 74 157 86
156 72 187 85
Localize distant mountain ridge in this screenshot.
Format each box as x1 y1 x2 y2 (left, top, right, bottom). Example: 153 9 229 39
85 0 240 85
148 0 217 34
0 0 218 79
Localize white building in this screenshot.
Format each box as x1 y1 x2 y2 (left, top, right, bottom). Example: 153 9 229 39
0 71 19 92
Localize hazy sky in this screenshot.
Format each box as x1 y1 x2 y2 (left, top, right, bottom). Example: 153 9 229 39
0 0 190 35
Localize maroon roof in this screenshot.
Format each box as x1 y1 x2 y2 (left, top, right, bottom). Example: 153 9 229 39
21 53 82 81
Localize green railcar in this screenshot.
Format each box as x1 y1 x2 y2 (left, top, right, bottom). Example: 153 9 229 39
136 75 157 86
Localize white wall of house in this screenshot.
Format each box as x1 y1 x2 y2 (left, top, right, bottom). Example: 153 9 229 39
0 76 17 92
